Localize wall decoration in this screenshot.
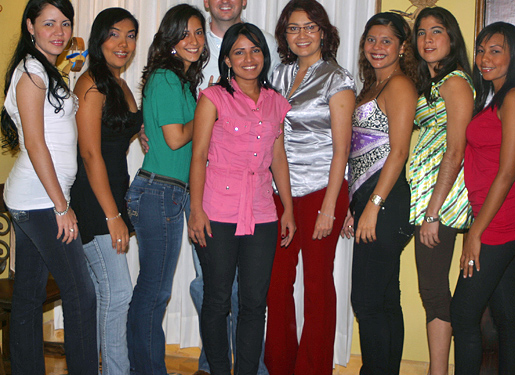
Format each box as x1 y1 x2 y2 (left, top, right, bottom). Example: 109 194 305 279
389 0 440 25
476 0 515 36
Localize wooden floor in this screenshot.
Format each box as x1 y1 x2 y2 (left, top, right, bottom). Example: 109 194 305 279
41 326 451 375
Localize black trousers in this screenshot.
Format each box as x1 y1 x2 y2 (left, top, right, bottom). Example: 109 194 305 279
196 221 278 375
351 172 413 375
451 239 515 375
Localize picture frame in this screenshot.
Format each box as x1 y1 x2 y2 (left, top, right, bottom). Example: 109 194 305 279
475 0 515 36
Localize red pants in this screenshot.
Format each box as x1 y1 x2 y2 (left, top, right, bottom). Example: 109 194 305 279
265 183 348 375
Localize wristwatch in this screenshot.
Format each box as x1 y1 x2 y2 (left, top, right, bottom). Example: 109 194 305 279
424 215 440 223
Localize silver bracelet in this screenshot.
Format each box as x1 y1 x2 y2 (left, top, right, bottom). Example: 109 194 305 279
53 200 70 216
370 194 385 207
318 210 336 220
106 212 122 221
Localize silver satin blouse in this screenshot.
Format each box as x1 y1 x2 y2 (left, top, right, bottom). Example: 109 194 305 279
272 59 355 197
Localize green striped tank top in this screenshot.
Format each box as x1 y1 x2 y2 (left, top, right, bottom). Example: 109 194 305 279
408 70 473 229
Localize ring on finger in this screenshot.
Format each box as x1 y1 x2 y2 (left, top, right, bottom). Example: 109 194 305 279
69 228 75 233
117 239 122 243
468 259 474 266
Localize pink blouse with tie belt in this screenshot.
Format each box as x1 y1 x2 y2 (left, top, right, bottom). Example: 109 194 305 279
200 80 291 236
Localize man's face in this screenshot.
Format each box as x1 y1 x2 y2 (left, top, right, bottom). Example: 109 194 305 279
204 0 246 23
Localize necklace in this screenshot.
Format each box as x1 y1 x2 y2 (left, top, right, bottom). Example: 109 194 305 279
375 68 397 87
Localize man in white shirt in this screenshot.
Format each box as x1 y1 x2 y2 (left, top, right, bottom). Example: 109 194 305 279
190 1 280 375
199 0 280 91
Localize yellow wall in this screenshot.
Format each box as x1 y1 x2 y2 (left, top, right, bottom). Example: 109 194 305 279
0 0 25 183
349 0 477 363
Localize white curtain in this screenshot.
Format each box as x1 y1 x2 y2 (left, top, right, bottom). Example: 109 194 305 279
55 0 376 366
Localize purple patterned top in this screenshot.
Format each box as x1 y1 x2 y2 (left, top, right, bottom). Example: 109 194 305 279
349 99 390 201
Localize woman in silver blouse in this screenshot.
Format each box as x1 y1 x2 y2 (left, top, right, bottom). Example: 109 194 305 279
264 1 355 374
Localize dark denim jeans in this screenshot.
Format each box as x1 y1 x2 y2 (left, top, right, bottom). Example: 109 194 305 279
351 175 413 375
8 207 97 375
196 221 277 375
451 240 515 375
126 174 189 375
190 249 269 374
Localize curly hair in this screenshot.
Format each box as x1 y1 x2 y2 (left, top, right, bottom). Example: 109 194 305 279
275 0 339 64
87 8 139 131
413 7 471 103
1 0 74 151
141 4 208 99
473 22 515 115
357 12 418 103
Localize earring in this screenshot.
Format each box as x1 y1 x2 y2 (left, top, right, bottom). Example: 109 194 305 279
31 34 35 45
171 47 177 55
399 53 404 58
227 67 231 82
321 38 324 47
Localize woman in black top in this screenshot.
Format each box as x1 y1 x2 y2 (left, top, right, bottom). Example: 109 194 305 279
70 8 141 373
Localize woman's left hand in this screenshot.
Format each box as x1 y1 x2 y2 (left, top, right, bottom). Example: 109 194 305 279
280 210 296 247
312 211 334 240
355 203 378 244
460 232 481 278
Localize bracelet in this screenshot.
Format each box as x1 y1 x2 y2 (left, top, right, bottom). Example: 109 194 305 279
53 200 70 216
106 212 122 221
370 194 385 207
318 210 336 220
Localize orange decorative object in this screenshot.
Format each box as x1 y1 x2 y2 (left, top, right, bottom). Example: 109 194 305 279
60 37 87 75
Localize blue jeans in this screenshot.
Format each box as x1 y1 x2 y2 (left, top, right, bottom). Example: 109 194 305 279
83 234 133 375
191 251 269 375
8 207 97 375
126 174 189 375
451 240 515 375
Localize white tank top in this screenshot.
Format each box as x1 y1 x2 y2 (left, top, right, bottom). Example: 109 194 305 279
3 56 78 210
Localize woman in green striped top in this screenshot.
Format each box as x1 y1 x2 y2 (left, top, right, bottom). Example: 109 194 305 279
409 7 474 375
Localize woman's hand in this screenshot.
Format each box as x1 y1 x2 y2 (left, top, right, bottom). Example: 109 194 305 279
188 209 212 248
341 208 354 239
107 217 130 254
280 210 296 247
355 203 379 244
56 208 79 244
312 210 335 240
460 232 481 278
138 124 149 153
419 220 440 248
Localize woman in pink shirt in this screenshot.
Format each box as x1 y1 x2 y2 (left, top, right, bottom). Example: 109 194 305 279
188 23 295 375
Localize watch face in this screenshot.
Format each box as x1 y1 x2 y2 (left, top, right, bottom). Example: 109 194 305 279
425 216 437 223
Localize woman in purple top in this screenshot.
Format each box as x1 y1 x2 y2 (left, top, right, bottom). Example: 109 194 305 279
341 13 417 374
188 23 295 375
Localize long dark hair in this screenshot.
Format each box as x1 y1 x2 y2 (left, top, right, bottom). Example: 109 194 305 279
141 4 208 99
275 0 339 64
357 12 418 103
413 7 471 103
218 23 275 95
87 8 138 131
473 22 515 114
1 0 74 151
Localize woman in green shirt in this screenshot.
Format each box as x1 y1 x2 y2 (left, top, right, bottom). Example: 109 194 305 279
125 4 208 373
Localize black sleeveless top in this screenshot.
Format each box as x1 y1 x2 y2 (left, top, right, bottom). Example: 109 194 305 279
71 110 143 244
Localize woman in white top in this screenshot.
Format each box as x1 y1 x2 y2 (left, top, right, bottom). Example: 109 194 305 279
1 0 97 373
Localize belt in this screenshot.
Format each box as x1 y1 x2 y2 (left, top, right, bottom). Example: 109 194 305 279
137 169 189 192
